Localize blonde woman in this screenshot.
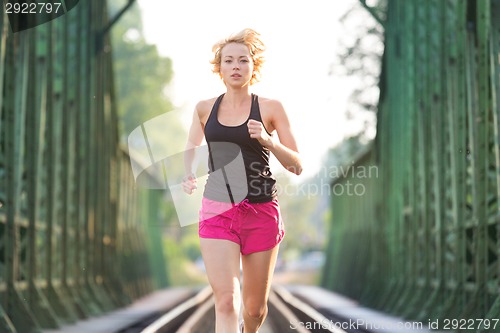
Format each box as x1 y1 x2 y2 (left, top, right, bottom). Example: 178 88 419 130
183 28 302 333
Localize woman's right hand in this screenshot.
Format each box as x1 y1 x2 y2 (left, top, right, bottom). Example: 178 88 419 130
182 173 197 194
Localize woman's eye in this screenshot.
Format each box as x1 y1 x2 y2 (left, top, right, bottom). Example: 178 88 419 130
241 59 248 63
225 60 232 63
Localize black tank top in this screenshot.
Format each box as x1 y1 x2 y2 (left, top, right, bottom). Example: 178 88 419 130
203 93 277 203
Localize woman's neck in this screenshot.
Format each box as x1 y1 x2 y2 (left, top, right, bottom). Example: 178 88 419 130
224 86 252 107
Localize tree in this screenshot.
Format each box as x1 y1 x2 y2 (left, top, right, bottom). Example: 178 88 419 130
330 0 385 144
108 1 195 286
108 0 184 149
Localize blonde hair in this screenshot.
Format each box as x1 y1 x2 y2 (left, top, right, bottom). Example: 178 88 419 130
210 28 265 85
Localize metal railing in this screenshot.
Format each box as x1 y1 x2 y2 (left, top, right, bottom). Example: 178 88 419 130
0 1 165 333
323 0 500 328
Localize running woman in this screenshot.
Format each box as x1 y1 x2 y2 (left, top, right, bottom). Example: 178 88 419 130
182 28 302 333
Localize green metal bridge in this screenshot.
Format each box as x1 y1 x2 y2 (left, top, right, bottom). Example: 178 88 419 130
0 0 499 333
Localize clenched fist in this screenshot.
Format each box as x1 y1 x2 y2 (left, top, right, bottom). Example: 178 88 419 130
247 119 273 148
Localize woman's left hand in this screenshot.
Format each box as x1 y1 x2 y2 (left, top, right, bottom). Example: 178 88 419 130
247 119 273 148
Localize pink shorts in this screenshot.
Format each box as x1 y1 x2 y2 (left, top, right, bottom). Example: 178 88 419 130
199 197 285 255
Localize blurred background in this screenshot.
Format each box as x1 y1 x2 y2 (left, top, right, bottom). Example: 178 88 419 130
4 0 499 332
108 0 383 286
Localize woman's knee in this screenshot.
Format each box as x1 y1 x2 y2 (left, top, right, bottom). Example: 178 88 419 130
214 291 240 315
243 299 268 319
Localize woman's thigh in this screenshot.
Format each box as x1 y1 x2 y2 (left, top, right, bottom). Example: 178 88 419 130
241 245 280 309
200 238 241 295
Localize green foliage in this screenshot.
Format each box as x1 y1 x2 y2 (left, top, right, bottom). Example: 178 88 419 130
274 172 328 255
323 136 368 171
279 136 369 260
108 0 183 144
108 0 193 286
275 1 385 264
163 235 205 286
180 231 202 261
113 40 174 135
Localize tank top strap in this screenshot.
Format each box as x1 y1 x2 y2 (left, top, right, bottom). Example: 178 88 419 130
249 94 262 121
207 93 225 124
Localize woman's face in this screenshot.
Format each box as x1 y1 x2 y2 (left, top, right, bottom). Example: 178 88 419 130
219 42 254 87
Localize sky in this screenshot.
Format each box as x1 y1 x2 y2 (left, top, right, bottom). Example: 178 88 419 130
136 0 366 181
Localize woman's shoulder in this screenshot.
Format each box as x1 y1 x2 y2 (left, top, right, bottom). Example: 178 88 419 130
256 95 286 114
195 96 219 120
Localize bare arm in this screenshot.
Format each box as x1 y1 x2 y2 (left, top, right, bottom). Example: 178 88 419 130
247 100 302 175
182 103 205 193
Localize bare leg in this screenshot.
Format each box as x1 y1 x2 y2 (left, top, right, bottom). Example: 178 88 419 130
241 245 280 333
200 239 241 333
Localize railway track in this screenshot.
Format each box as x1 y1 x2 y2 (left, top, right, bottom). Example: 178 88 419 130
45 284 430 333
132 285 354 333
